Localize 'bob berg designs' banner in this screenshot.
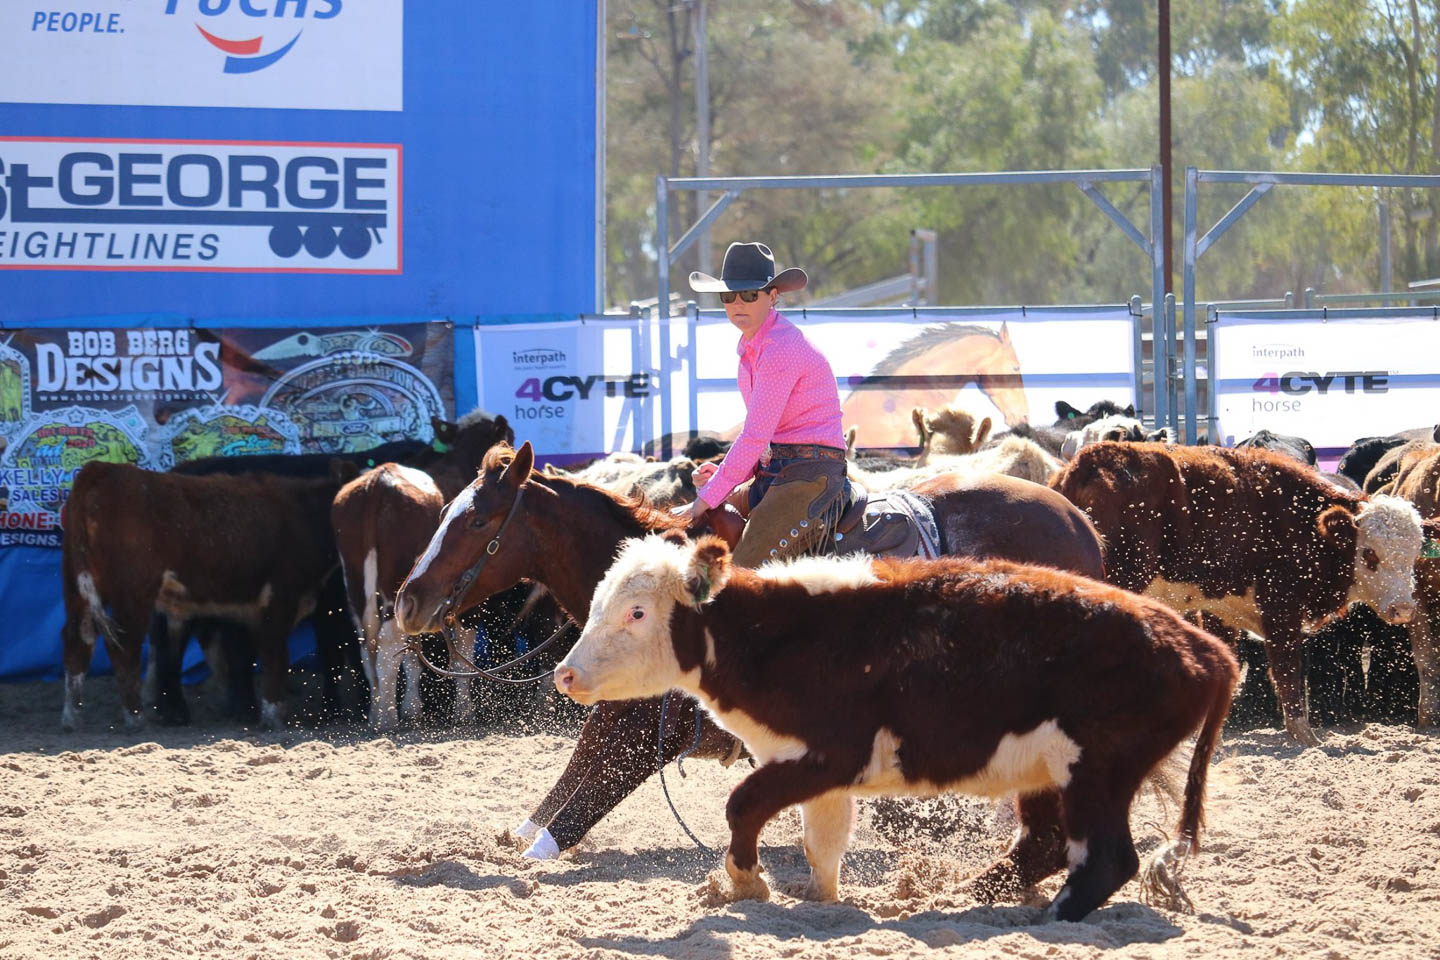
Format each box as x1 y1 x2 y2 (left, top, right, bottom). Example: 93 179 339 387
1211 313 1435 454
0 321 451 548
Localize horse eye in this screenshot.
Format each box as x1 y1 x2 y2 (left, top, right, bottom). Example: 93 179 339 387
469 512 491 530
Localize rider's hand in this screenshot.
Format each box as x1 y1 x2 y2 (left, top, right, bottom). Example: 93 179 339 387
692 461 719 486
670 499 707 528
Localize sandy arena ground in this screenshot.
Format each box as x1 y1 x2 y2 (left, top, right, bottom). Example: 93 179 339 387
2 674 1439 960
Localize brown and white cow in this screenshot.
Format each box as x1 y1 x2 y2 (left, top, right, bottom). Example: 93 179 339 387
553 536 1237 921
61 461 350 731
331 464 478 729
1053 442 1425 745
328 412 514 729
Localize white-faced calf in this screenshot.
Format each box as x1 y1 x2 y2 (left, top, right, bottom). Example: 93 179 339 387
554 536 1238 922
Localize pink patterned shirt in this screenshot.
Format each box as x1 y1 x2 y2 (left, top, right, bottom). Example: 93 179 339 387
697 309 845 509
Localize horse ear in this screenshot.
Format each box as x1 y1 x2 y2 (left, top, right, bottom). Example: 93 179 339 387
682 535 732 607
845 425 858 456
502 441 534 488
998 321 1012 345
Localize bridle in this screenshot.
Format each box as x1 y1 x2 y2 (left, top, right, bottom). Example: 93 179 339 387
409 481 575 684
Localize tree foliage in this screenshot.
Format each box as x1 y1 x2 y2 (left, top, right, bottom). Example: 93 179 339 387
605 0 1440 308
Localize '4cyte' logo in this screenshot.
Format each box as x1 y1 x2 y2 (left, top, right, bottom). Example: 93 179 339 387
164 0 342 74
1251 371 1390 395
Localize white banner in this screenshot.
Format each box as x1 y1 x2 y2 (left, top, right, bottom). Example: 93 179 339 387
0 138 400 273
1212 313 1437 453
682 308 1136 449
0 0 403 112
474 321 649 459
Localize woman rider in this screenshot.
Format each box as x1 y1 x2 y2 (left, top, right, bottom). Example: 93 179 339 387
670 241 850 565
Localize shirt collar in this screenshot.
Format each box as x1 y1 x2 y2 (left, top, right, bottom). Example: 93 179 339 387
737 308 780 357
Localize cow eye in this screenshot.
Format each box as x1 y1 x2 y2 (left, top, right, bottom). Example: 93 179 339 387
627 607 645 623
1363 547 1380 571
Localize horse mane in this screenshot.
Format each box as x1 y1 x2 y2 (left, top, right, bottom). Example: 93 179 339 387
869 324 1002 377
529 469 689 535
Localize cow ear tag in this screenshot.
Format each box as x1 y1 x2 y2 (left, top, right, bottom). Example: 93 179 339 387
432 439 451 453
1422 538 1440 559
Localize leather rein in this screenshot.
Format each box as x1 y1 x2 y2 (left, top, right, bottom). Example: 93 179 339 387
408 483 575 685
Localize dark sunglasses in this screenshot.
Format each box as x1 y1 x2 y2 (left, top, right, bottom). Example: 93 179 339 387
719 288 770 304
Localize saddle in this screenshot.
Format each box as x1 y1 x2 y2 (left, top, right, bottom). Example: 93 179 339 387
700 480 940 560
830 481 941 559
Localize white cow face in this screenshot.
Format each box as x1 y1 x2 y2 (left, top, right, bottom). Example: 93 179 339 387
553 535 731 705
1338 495 1423 623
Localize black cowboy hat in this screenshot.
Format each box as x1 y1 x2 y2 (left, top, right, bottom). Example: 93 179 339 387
689 241 808 294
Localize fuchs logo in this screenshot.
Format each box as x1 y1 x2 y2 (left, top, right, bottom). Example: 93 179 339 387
512 347 567 369
165 0 342 74
0 138 401 273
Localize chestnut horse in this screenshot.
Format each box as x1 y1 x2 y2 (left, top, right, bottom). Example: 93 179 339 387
394 441 1103 859
842 322 1029 448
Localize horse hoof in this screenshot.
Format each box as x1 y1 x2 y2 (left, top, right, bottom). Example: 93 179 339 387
514 818 541 841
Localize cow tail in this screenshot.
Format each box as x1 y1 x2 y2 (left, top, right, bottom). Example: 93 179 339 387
1178 674 1234 851
62 487 124 652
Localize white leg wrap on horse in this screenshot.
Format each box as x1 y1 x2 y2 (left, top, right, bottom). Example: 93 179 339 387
514 818 541 840
522 828 560 860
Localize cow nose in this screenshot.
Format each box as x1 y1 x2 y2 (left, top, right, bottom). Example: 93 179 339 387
1388 601 1416 624
553 665 577 696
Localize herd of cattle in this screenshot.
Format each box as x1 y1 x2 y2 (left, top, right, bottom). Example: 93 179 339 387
55 398 1440 741
50 394 1440 918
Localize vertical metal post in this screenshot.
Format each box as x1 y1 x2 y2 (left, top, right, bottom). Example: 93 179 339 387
1149 164 1166 424
909 233 922 304
925 233 938 304
1182 166 1199 444
1129 294 1144 411
651 177 669 455
1159 0 1173 296
1304 287 1315 308
1164 293 1177 437
1379 199 1392 294
686 299 700 445
595 0 608 312
693 0 711 282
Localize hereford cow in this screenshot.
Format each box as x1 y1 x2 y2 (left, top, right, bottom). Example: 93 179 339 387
61 462 352 731
553 537 1236 921
1054 443 1424 744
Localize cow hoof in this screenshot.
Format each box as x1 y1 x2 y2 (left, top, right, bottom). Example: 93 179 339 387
514 818 541 841
259 700 289 731
154 700 190 727
723 852 771 903
522 828 560 860
783 876 837 902
1284 718 1321 747
121 709 146 731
